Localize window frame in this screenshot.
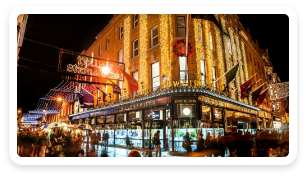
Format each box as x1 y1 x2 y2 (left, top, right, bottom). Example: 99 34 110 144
99 44 102 56
151 25 158 48
119 25 123 40
151 61 160 91
133 14 138 28
119 49 123 63
176 16 186 37
179 56 189 85
133 39 139 58
106 37 109 50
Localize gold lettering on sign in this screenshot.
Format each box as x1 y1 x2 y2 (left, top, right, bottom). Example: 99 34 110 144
173 81 180 87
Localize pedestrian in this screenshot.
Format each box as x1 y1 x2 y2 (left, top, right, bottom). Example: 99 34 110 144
128 149 141 157
97 131 101 148
34 132 44 157
183 132 192 155
91 132 96 151
196 133 205 152
104 132 109 151
126 135 130 147
153 130 161 157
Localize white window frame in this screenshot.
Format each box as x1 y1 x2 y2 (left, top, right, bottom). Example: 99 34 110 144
179 56 188 85
227 37 231 55
213 66 217 90
119 49 123 63
133 14 138 28
151 25 158 48
209 32 214 50
201 58 206 87
151 62 160 91
119 25 123 39
118 80 123 100
133 39 138 58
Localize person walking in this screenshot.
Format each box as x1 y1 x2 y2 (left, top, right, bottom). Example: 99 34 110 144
153 130 161 157
104 132 109 151
183 132 192 155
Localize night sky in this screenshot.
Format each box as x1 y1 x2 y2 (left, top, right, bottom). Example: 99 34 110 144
17 14 289 112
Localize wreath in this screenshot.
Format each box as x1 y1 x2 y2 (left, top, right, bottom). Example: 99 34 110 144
172 39 193 57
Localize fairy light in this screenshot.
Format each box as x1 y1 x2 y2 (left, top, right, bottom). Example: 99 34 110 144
139 14 148 91
240 41 250 104
229 28 241 101
194 19 204 82
123 16 131 96
203 20 213 86
214 24 226 88
159 14 171 88
168 14 173 84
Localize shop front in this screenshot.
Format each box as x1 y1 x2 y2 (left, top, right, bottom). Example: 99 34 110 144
258 110 273 130
114 113 127 146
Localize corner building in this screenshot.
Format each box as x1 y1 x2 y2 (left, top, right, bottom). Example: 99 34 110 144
69 14 279 152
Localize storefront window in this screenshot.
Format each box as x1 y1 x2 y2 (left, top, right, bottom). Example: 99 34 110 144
144 121 164 148
177 104 196 119
214 108 223 121
173 119 201 152
201 106 211 121
105 124 114 145
128 111 142 122
226 111 255 135
127 123 142 148
115 124 127 146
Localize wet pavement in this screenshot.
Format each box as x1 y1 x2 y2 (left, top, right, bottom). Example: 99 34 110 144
80 140 175 157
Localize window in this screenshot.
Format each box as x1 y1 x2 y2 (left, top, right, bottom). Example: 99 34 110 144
179 56 188 85
119 25 123 39
177 16 186 37
152 62 160 91
91 52 94 58
201 58 206 86
133 14 138 28
106 37 109 50
133 39 138 57
151 25 158 47
99 44 102 56
119 49 123 63
213 66 217 90
227 37 231 55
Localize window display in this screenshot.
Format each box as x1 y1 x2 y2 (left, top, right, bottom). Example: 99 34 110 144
128 123 142 148
144 121 164 148
201 106 212 121
214 108 223 121
177 104 196 118
105 124 114 145
115 124 127 146
173 119 201 152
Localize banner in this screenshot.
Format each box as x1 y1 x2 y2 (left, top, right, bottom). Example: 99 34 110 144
252 83 265 102
120 69 138 94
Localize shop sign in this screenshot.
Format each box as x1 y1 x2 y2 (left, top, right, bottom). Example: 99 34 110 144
116 97 169 112
90 109 113 117
258 111 272 119
199 96 257 115
72 113 89 120
174 99 197 104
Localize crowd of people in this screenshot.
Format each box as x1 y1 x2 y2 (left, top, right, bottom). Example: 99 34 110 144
181 130 289 157
17 127 112 157
17 127 289 157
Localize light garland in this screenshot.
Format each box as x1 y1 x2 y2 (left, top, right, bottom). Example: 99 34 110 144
194 19 204 82
139 14 148 91
240 41 250 104
269 82 289 100
203 20 213 86
123 16 131 96
214 25 226 89
159 14 171 88
169 14 173 84
234 33 244 102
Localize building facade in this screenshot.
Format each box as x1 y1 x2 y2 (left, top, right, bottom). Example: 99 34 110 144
62 14 286 152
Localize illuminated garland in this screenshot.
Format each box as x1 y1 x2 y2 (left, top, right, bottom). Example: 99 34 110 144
172 39 193 57
194 19 204 82
139 14 148 91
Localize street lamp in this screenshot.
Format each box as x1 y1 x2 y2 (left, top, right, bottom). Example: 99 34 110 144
102 66 110 75
57 97 62 101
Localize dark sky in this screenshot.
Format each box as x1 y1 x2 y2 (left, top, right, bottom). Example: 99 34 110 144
17 14 289 111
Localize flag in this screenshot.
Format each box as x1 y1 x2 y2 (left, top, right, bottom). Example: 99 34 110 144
244 82 256 98
257 88 268 106
225 63 239 86
120 69 138 94
252 83 265 102
240 75 255 99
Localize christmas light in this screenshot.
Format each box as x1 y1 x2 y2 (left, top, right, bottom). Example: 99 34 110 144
139 14 148 91
123 16 131 96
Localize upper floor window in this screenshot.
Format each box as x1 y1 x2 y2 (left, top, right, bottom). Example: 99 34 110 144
209 32 214 50
119 49 123 63
151 25 158 47
118 80 122 100
177 16 186 37
106 37 109 50
91 52 94 58
227 37 231 55
119 25 123 39
213 66 217 90
152 62 160 91
201 58 206 87
179 56 188 85
133 39 138 58
132 71 138 96
133 14 138 28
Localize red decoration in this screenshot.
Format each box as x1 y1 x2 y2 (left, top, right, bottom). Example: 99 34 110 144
172 39 193 57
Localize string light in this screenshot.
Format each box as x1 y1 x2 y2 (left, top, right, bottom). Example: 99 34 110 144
203 20 213 86
160 14 171 88
193 19 204 82
123 16 131 96
214 24 226 88
139 14 148 91
240 41 250 104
